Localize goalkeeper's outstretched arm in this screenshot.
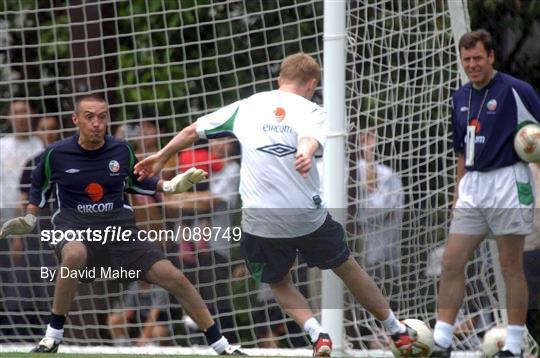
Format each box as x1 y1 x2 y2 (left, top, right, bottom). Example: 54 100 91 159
159 167 207 194
134 122 199 180
0 203 39 240
2 146 52 240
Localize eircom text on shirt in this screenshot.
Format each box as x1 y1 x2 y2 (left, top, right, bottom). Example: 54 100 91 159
40 225 242 245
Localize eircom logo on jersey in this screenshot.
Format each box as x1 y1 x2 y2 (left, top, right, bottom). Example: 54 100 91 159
77 202 113 213
76 182 114 213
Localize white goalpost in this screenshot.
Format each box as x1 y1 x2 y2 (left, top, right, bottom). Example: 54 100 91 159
321 0 346 355
0 0 538 356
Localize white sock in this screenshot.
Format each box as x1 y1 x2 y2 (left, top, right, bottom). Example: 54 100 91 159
113 335 130 347
433 321 454 348
502 325 525 355
210 336 229 354
45 324 64 344
381 311 406 335
303 317 326 343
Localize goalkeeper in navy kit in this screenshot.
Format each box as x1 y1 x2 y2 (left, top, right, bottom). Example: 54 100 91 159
0 94 245 355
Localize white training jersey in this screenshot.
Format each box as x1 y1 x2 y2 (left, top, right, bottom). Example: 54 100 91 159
196 90 328 238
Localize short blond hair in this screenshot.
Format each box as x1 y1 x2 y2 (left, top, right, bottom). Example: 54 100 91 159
459 29 493 54
279 52 321 85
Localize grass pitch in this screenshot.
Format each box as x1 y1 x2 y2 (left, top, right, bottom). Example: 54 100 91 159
2 355 281 358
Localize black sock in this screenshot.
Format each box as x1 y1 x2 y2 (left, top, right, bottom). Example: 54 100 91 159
203 323 221 345
49 313 66 330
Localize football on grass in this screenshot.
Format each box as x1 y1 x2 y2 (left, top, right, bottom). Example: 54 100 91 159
389 319 434 357
482 326 506 358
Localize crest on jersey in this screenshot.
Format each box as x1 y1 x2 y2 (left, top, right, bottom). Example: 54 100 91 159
487 99 497 111
109 160 120 173
274 107 286 122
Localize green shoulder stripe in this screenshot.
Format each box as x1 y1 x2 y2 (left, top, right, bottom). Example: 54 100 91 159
126 143 136 188
205 106 239 137
42 148 54 191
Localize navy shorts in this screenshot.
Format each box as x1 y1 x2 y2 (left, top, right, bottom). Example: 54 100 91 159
240 214 350 283
55 230 166 283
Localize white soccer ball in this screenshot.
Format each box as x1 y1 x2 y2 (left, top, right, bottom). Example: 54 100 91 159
390 319 434 357
514 123 540 163
482 326 506 358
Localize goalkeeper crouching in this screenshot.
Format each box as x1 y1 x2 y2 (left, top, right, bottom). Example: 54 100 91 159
0 94 246 355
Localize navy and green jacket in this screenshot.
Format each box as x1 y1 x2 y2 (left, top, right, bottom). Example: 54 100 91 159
452 72 540 171
29 134 159 230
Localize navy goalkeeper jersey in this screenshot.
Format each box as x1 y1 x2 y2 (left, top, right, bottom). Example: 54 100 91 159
452 71 540 171
28 134 159 230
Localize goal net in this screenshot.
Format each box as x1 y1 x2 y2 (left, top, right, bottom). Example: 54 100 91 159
0 0 537 356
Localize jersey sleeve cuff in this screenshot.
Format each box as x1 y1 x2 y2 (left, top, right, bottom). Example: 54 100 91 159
195 122 207 139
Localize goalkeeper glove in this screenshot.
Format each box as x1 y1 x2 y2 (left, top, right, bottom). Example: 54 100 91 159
162 167 207 193
0 214 37 239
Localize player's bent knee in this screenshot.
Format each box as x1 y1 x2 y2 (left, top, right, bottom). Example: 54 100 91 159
60 242 87 269
154 269 191 292
61 252 87 269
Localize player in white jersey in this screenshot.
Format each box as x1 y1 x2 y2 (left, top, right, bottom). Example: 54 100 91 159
135 53 416 357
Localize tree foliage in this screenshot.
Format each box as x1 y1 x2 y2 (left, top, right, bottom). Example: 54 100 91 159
468 0 540 89
1 0 322 134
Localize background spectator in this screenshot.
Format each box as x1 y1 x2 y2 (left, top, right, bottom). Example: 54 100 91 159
5 115 61 338
0 101 45 338
355 129 404 280
107 281 172 347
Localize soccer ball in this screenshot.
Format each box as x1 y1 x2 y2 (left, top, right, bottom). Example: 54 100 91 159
390 319 434 357
482 326 506 358
514 123 540 162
